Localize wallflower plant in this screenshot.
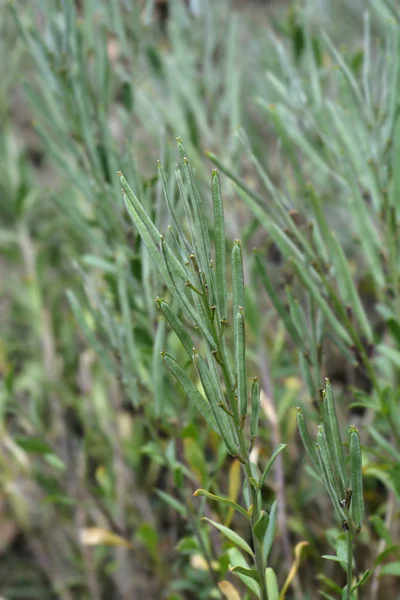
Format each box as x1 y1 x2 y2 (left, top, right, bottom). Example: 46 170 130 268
119 139 288 599
297 380 368 600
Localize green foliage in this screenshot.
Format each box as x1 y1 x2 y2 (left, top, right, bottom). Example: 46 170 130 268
1 0 400 598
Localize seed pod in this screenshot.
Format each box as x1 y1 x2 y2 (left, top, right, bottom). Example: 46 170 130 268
235 309 247 419
250 378 260 442
316 444 348 527
193 352 240 459
350 426 364 532
232 240 244 342
317 426 342 502
296 409 320 472
323 379 348 496
161 238 216 351
211 169 227 321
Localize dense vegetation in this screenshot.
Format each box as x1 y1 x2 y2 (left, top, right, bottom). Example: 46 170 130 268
1 0 400 598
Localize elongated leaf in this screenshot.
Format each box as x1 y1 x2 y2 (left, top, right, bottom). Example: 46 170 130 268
255 254 306 353
123 193 172 287
279 541 309 600
380 562 400 576
237 187 306 264
290 257 352 345
15 438 53 454
120 172 161 246
322 32 364 112
286 287 309 342
206 151 265 209
367 425 400 462
230 566 260 584
218 581 241 600
350 570 371 593
203 517 254 558
161 238 216 351
263 500 277 564
161 352 218 433
156 298 194 357
307 184 373 343
237 129 316 260
228 548 261 598
253 511 269 546
193 352 240 458
80 527 133 548
193 489 250 520
296 410 319 472
156 490 187 518
178 142 214 303
258 444 287 489
266 568 279 600
226 459 243 526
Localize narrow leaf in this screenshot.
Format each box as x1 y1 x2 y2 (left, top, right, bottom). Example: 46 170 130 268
255 254 306 353
263 500 277 564
266 567 279 600
156 298 194 358
203 517 254 558
193 488 249 520
218 581 241 600
193 352 240 458
259 444 287 489
279 541 309 600
161 352 218 433
290 257 352 346
296 410 320 472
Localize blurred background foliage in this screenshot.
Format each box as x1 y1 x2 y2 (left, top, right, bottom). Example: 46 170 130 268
1 0 400 598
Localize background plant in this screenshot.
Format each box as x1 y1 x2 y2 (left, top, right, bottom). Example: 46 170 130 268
1 0 400 598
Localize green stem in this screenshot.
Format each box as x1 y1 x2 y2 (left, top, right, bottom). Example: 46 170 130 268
346 529 353 600
217 344 268 600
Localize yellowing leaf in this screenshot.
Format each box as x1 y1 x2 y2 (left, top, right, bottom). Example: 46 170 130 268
79 527 133 548
218 580 241 600
225 459 241 527
190 553 209 571
189 553 218 571
279 541 309 599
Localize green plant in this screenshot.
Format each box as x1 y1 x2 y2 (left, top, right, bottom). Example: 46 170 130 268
120 139 288 599
3 0 400 597
297 380 369 599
